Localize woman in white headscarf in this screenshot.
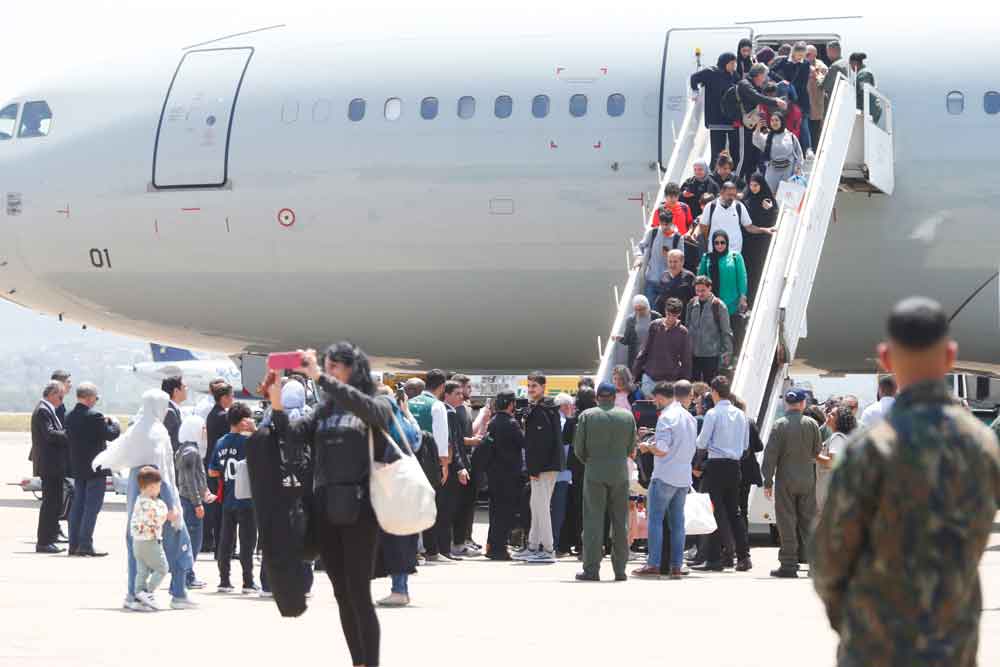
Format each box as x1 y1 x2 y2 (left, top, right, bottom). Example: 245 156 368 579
93 389 194 611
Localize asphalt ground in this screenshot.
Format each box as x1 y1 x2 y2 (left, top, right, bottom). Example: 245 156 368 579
1 432 997 667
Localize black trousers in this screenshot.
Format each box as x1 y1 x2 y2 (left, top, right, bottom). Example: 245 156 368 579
710 128 740 167
487 472 521 554
558 479 584 553
736 126 760 180
317 507 380 667
692 356 720 383
37 475 63 545
704 459 749 564
425 468 459 556
452 459 477 546
218 505 257 586
739 480 753 533
809 119 823 149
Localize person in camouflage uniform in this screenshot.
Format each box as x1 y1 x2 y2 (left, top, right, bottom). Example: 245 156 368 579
812 297 1000 667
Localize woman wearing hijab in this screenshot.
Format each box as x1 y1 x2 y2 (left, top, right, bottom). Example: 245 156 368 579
94 389 194 611
680 159 720 219
736 38 756 79
753 112 804 193
269 343 393 667
697 230 748 328
740 173 778 304
176 413 214 590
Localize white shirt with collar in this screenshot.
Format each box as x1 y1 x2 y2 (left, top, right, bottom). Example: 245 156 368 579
860 396 895 429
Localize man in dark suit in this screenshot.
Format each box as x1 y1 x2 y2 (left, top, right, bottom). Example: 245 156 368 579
161 375 187 453
33 381 69 553
50 370 72 423
65 382 121 556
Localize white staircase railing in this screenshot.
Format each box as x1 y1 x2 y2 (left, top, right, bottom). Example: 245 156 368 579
595 93 706 385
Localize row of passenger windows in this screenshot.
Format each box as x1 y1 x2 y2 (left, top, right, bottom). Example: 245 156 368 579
0 101 53 139
946 91 1000 115
346 93 627 122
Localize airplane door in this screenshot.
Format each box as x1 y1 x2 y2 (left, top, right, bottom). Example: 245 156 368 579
862 84 894 195
152 47 253 189
659 27 752 166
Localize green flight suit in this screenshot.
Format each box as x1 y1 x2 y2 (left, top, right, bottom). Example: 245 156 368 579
813 381 1000 667
573 405 637 578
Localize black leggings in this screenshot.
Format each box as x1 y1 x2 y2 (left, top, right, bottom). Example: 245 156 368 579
218 505 257 586
318 506 381 667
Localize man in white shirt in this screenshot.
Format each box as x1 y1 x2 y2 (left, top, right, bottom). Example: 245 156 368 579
633 380 698 579
697 181 775 254
860 375 897 429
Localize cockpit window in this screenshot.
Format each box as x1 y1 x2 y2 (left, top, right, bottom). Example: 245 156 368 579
0 104 17 140
18 101 52 138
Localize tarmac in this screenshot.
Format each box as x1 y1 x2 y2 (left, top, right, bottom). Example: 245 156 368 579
1 431 998 667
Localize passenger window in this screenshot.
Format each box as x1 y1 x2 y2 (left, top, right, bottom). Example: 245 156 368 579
532 95 550 118
0 103 17 140
458 96 476 119
494 95 513 119
18 101 52 137
348 98 366 121
569 94 588 118
421 97 439 120
984 91 1000 115
607 93 626 117
385 98 402 121
946 91 964 115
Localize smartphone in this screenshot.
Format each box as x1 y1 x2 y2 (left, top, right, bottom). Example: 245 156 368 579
267 351 304 371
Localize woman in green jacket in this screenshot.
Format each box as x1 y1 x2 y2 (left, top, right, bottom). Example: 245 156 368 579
697 230 748 316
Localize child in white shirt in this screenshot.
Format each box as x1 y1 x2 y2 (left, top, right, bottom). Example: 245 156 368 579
130 466 175 611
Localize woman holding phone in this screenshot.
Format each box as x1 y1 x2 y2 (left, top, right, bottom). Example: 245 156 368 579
269 342 393 667
740 173 778 304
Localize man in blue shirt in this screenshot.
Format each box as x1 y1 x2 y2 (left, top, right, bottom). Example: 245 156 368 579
693 375 752 572
209 402 257 593
633 380 699 579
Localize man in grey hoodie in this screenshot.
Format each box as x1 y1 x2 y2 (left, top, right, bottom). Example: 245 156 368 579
685 276 734 382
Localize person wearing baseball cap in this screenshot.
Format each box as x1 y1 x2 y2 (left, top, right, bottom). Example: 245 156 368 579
760 386 824 578
573 381 637 582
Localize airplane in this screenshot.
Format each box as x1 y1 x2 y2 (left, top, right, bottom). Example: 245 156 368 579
127 343 243 395
1 12 998 384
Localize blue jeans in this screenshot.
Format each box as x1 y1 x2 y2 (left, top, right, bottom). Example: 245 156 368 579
798 105 812 153
646 480 687 569
181 498 203 584
549 481 570 548
643 283 663 310
126 468 182 600
391 573 409 595
68 476 106 551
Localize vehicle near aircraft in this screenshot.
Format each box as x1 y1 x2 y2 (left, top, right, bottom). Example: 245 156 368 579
127 344 244 395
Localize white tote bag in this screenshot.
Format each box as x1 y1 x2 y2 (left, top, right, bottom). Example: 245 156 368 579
684 491 717 535
368 415 437 536
234 459 252 500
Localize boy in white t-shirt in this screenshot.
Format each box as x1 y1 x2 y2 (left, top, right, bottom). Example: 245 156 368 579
130 466 175 611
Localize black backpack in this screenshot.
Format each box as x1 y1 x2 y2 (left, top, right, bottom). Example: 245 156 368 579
720 84 741 123
417 430 443 488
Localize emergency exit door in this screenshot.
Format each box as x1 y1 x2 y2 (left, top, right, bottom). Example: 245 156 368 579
152 47 254 189
659 26 752 166
862 84 894 195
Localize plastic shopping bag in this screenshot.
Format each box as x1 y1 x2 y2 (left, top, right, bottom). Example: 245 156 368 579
684 491 717 535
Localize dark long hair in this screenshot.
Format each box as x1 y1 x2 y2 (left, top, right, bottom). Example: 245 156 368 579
325 341 376 396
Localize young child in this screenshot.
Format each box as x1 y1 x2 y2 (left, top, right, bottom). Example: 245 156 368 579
131 466 174 611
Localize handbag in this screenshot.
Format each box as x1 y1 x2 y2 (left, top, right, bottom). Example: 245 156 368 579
735 84 759 129
684 491 718 535
369 415 438 536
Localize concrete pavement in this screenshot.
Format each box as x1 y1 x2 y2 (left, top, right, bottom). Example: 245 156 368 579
1 432 997 667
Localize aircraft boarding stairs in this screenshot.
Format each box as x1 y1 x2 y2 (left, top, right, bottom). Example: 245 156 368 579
594 74 894 528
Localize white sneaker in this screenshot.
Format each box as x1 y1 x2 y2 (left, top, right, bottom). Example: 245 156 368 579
170 597 198 610
450 545 468 557
242 584 260 595
259 590 273 599
530 550 556 563
376 592 410 607
123 597 144 612
135 591 160 611
512 548 536 561
805 148 816 160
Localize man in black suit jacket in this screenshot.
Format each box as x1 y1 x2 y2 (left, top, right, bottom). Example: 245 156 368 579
50 370 72 423
204 380 234 553
33 381 69 553
161 375 187 453
65 383 121 556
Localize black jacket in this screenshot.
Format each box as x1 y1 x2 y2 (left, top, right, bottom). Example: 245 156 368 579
770 57 811 112
690 56 738 128
485 412 525 477
741 418 765 487
205 404 229 465
65 403 121 480
446 405 471 473
164 403 182 453
523 399 564 476
736 76 784 119
736 39 755 79
680 175 720 219
273 375 392 498
31 402 68 479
